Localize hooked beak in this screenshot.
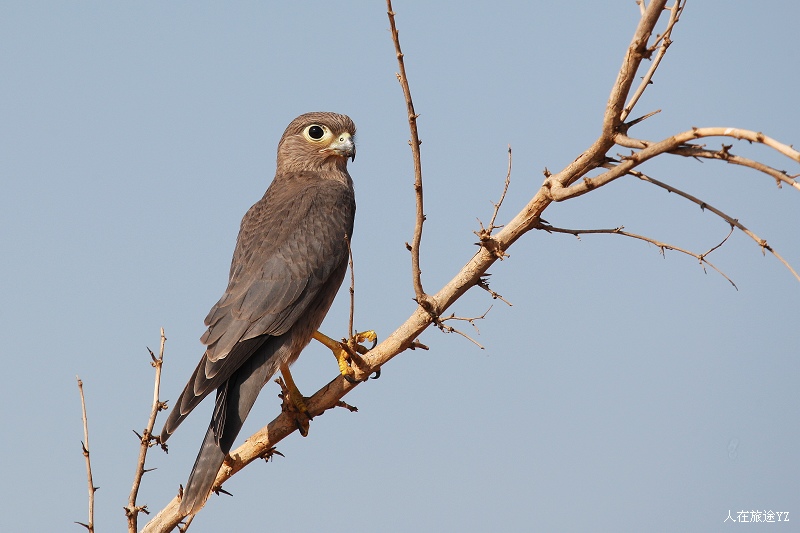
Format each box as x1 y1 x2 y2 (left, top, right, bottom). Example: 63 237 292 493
321 132 356 161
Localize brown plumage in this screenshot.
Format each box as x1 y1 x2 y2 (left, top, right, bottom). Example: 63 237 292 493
160 112 357 514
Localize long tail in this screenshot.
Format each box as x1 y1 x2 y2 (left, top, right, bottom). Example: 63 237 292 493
160 336 267 444
179 338 285 514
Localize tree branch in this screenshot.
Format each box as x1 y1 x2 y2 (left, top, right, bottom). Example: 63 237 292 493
629 169 800 282
475 146 513 260
536 223 737 288
76 377 96 533
620 0 684 123
546 127 800 201
387 0 434 314
616 133 800 191
126 329 167 532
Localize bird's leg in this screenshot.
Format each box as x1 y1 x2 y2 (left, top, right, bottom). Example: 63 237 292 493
312 330 377 383
278 364 311 436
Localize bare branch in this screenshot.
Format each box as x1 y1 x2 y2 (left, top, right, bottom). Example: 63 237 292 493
345 233 355 340
488 145 513 232
630 170 800 282
602 0 669 138
475 146 513 260
616 133 800 191
76 377 96 533
621 0 684 122
126 329 167 532
539 0 671 196
547 127 800 201
437 307 493 349
536 223 737 288
477 276 513 307
387 0 434 314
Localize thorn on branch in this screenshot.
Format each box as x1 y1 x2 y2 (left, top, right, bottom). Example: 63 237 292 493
213 486 234 498
624 109 661 130
477 277 513 306
474 232 510 260
335 400 359 412
259 446 285 462
630 168 800 283
407 339 429 351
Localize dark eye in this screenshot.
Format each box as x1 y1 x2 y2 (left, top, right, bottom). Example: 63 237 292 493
308 125 325 139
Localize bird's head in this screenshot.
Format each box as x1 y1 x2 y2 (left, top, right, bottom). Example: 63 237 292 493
277 112 356 173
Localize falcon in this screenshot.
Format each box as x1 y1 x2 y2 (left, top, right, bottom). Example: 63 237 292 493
160 112 358 514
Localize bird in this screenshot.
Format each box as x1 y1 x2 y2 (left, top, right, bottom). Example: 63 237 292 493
160 111 357 515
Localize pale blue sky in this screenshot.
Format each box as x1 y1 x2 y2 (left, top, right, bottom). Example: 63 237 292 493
1 2 798 532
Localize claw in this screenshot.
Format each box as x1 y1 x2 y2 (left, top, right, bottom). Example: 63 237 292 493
354 330 378 351
276 366 312 437
313 329 378 382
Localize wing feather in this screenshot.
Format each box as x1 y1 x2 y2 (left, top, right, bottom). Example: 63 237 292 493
187 171 354 392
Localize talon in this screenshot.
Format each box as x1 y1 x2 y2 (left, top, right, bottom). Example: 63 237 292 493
371 367 381 380
355 330 378 351
313 329 377 381
278 366 312 436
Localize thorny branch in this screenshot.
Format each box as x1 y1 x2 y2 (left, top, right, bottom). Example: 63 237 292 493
141 3 798 530
546 127 800 203
126 329 168 532
536 223 738 288
615 133 800 191
627 169 800 281
345 233 355 340
475 146 513 260
437 307 494 350
387 0 433 314
477 276 513 307
76 377 96 533
620 0 684 123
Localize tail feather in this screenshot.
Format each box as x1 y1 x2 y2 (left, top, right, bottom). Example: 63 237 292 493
160 336 267 444
179 337 285 514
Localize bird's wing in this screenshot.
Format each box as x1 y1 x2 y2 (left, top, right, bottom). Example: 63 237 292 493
163 172 355 434
204 172 354 362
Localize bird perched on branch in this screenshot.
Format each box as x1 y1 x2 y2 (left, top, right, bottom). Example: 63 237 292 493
160 112 358 514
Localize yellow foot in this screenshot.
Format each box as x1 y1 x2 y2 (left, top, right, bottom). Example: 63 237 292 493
312 330 378 383
277 364 311 436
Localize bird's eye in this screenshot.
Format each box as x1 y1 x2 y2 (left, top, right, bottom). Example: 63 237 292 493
307 125 325 140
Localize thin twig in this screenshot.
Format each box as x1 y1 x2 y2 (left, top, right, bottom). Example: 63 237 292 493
345 233 355 340
436 310 489 350
441 306 492 334
477 276 513 306
621 0 684 122
488 145 513 231
629 169 800 281
536 223 737 288
126 328 167 532
475 146 513 260
387 0 435 314
76 377 96 533
702 224 735 258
